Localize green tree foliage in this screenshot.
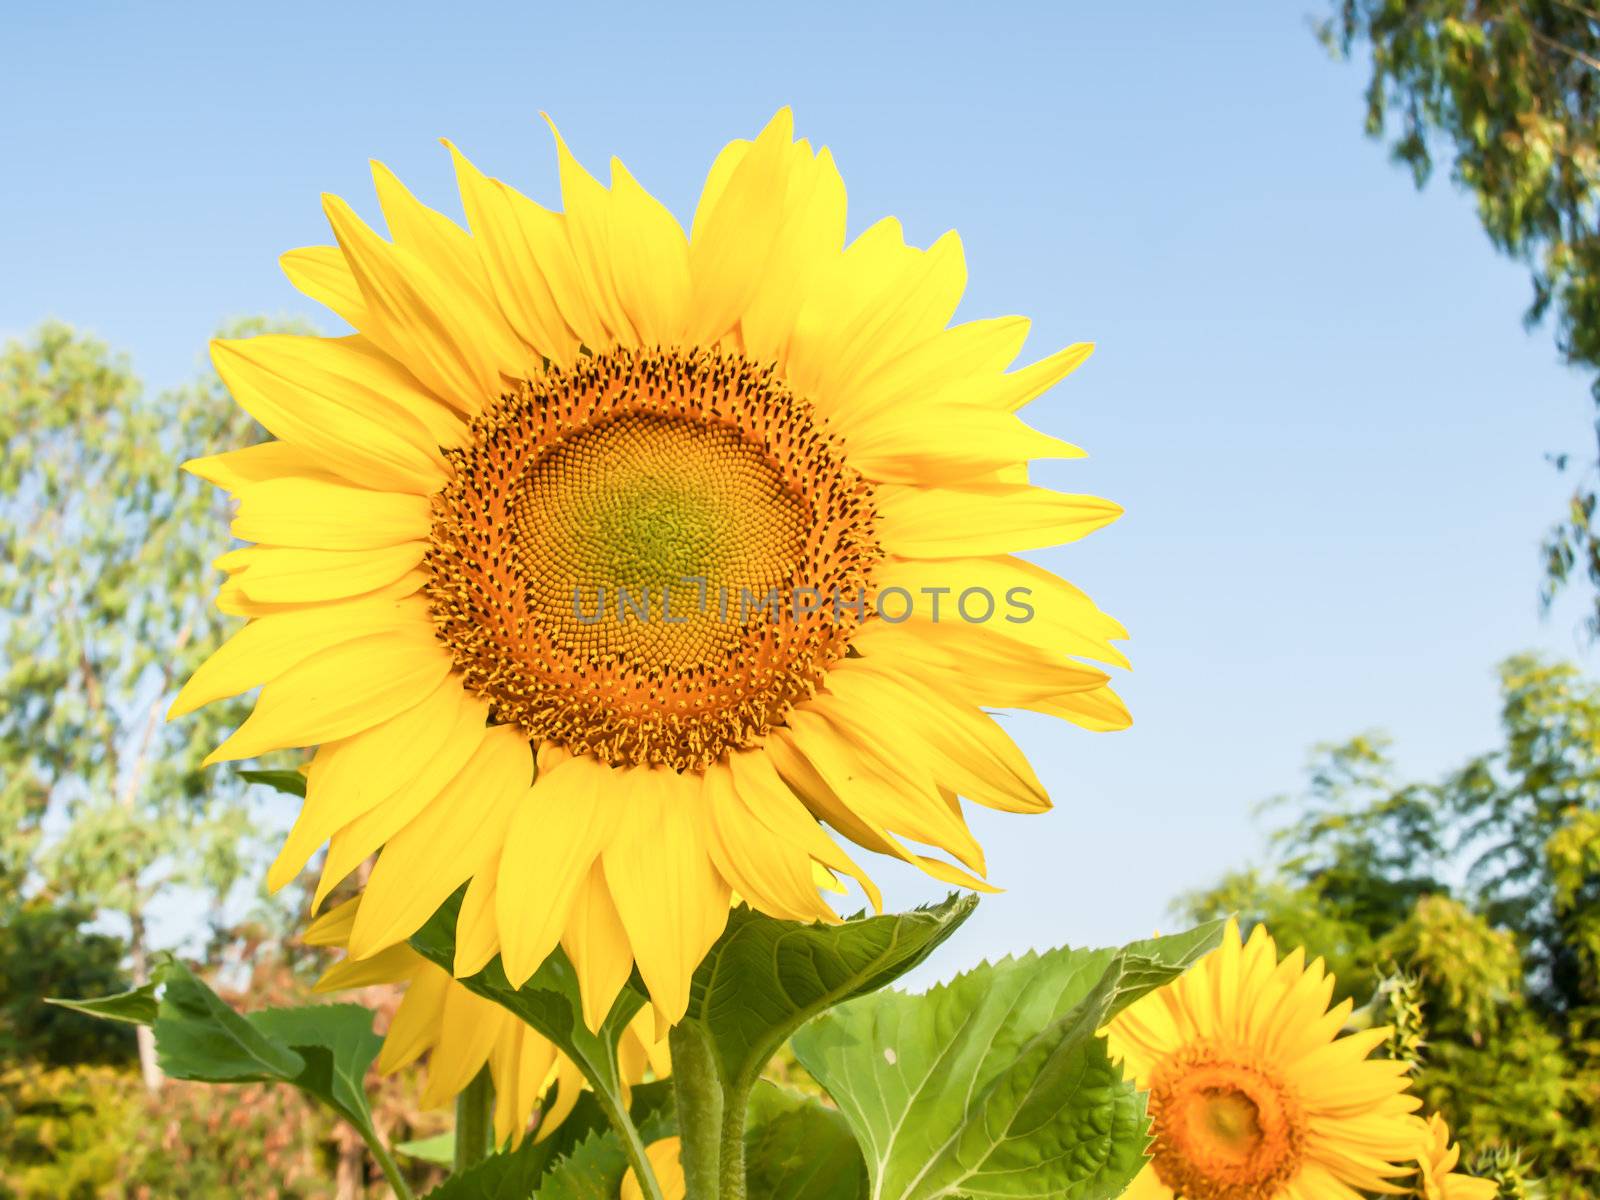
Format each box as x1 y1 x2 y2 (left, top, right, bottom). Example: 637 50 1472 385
1183 654 1600 1196
0 901 132 1069
1321 3 1600 630
0 320 300 1088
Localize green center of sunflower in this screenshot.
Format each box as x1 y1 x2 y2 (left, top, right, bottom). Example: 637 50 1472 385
424 347 880 771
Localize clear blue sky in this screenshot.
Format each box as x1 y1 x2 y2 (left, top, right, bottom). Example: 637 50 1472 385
4 1 1594 972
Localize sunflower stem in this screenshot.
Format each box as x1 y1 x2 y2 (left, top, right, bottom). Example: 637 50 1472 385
670 1020 743 1198
592 1072 664 1200
453 1067 495 1174
359 1124 415 1200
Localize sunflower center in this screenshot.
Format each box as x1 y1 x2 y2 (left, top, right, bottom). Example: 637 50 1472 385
424 347 879 771
1147 1042 1307 1200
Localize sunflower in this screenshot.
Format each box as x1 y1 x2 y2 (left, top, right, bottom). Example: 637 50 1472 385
303 896 668 1147
1415 1114 1496 1200
173 109 1129 1025
1105 920 1427 1200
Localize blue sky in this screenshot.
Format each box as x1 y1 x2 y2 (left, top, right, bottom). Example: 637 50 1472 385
4 1 1594 972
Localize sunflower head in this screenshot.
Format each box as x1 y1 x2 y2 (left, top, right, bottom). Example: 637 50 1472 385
1105 919 1427 1200
177 108 1129 1026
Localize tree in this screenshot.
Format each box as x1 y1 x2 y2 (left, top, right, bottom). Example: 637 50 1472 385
1322 2 1600 632
1183 655 1600 1196
0 321 293 1090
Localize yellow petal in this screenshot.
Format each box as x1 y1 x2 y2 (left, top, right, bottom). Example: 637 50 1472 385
842 402 1082 485
542 116 635 344
685 109 794 345
445 140 588 361
280 245 367 328
997 342 1095 412
347 725 531 958
601 768 731 1024
454 854 501 978
703 761 833 923
818 662 1049 814
560 860 635 1032
322 193 524 410
874 482 1122 557
872 554 1129 669
231 475 432 551
497 755 623 989
740 142 847 367
623 1137 686 1200
371 159 498 317
841 316 1032 423
210 333 453 492
184 441 340 495
203 628 453 765
311 694 489 909
607 158 690 346
171 593 427 719
313 943 421 993
421 985 508 1108
268 677 487 893
375 963 451 1073
227 543 427 607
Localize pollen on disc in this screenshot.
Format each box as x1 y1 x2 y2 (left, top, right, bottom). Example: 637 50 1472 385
424 347 881 772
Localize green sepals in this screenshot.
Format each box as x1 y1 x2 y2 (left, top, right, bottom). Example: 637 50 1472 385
237 768 308 797
680 894 976 1098
791 920 1225 1200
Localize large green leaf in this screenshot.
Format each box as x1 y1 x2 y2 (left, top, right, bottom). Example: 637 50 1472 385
248 1002 384 1132
791 920 1225 1200
683 895 975 1099
49 957 386 1141
151 957 306 1083
745 1082 867 1200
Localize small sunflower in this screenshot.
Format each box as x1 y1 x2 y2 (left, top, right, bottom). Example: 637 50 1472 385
304 897 667 1147
175 109 1129 1025
1105 920 1427 1200
1416 1114 1497 1200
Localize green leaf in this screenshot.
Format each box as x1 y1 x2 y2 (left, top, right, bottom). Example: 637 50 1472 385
745 1082 867 1200
44 978 160 1025
683 895 975 1098
406 1063 674 1190
791 920 1225 1200
398 1131 457 1166
152 957 306 1084
419 1140 557 1200
238 768 307 797
530 1127 635 1200
408 889 649 1151
49 956 388 1143
248 1002 384 1133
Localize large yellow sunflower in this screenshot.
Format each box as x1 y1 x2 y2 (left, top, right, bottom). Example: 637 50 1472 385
173 109 1129 1025
303 897 668 1147
1105 920 1427 1200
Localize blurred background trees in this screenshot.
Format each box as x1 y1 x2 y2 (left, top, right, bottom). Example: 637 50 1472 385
1184 656 1600 1197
